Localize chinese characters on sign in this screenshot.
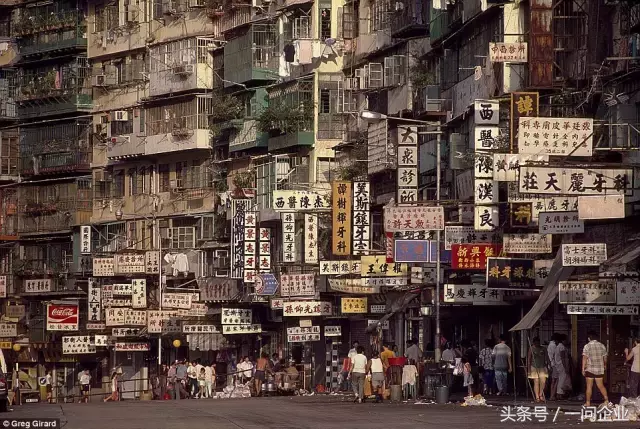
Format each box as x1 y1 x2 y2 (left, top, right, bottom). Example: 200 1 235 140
162 293 192 310
397 126 418 203
474 206 499 231
324 326 342 337
221 308 252 325
80 226 91 254
518 117 593 157
131 279 147 309
562 244 607 267
0 323 17 337
394 240 431 263
114 253 145 274
222 324 262 334
147 310 181 334
319 260 361 275
287 333 321 342
93 257 115 277
519 166 632 195
24 279 52 293
474 126 501 151
198 278 239 302
352 182 371 254
231 199 250 279
272 190 329 211
578 195 625 220
616 280 640 305
282 301 333 317
493 154 549 182
94 335 108 347
287 326 320 335
451 244 501 270
62 336 95 354
0 276 6 298
486 258 536 290
88 278 101 322
489 42 528 63
558 281 616 304
255 273 278 296
539 211 584 234
503 234 552 254
384 206 444 232
280 274 315 297
332 181 352 256
145 251 160 274
123 309 147 326
475 179 498 204
508 182 579 224
444 226 500 251
361 255 408 277
282 212 296 263
46 304 79 331
341 297 367 313
115 342 150 352
535 260 553 287
183 325 220 334
510 92 539 151
304 215 318 264
259 228 272 271
567 305 638 315
444 284 502 304
112 328 142 337
244 211 257 284
328 278 381 294
474 100 499 125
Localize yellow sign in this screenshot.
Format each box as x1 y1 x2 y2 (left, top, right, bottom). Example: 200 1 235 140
510 92 539 152
341 297 367 314
0 341 12 349
360 255 408 277
332 181 352 256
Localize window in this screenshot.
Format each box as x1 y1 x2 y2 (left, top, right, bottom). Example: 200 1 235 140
138 166 148 194
171 227 195 249
175 162 186 188
383 55 407 87
316 158 333 183
319 89 331 114
110 111 133 136
372 0 391 31
320 7 332 40
341 5 358 39
112 170 125 197
0 135 18 176
128 168 138 195
158 164 170 192
127 221 137 248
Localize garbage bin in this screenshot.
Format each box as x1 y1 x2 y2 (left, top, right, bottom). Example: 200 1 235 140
435 385 449 404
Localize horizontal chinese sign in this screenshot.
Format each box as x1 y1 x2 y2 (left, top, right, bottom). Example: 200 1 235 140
486 258 536 290
24 279 52 293
519 166 633 195
493 154 549 182
361 255 408 277
282 301 333 317
451 244 501 270
319 260 361 275
0 323 17 337
566 305 638 315
394 240 431 263
518 117 593 157
112 328 142 337
616 280 640 305
578 195 625 220
272 190 330 211
383 206 444 232
93 257 115 277
558 281 616 304
114 253 145 275
324 326 342 337
444 226 500 251
162 293 192 310
503 234 552 254
62 336 96 355
222 324 262 334
539 211 584 234
183 325 220 334
328 278 380 294
287 333 321 342
147 310 181 334
287 326 320 335
341 297 367 313
362 277 408 287
115 342 150 351
489 42 528 63
280 274 316 297
444 284 503 304
562 244 607 267
221 308 252 325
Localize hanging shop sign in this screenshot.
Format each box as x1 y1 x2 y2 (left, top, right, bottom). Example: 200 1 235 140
384 206 444 232
474 126 501 151
393 230 437 240
578 195 625 220
510 92 539 151
397 126 419 203
106 298 132 307
112 328 142 337
328 278 381 294
114 253 145 274
270 298 284 310
567 305 638 316
222 324 262 334
198 278 239 302
361 255 408 277
562 244 607 267
93 257 115 277
394 240 431 263
363 277 408 287
272 190 330 212
534 260 553 287
0 276 5 298
519 166 633 195
319 260 361 275
111 283 133 295
475 153 494 179
145 251 161 274
508 183 579 225
88 278 101 322
5 304 24 319
243 211 258 283
231 199 250 279
352 182 371 255
489 42 528 62
24 279 52 293
123 309 146 326
616 280 640 305
474 206 499 231
304 214 319 264
367 319 390 330
147 310 181 334
282 301 333 317
444 284 503 304
183 325 220 334
341 297 367 314
324 326 342 337
255 273 278 296
410 266 443 285
287 332 321 342
370 305 386 313
94 335 108 347
558 281 617 304
510 202 534 227
47 303 79 331
115 342 149 352
131 279 147 309
474 100 499 125
162 293 192 310
80 226 91 254
258 227 272 271
287 326 320 335
62 336 96 354
444 226 500 251
280 274 315 297
0 323 17 337
475 179 498 205
451 244 501 270
106 308 125 326
456 169 474 201
332 181 352 256
282 212 296 263
386 232 394 263
459 204 474 224
86 322 106 330
518 117 593 157
221 308 252 325
188 302 208 317
539 211 584 234
493 154 549 182
503 234 552 254
486 258 536 290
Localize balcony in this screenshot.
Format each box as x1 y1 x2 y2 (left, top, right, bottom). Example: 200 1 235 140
0 70 16 120
390 0 430 38
17 277 82 296
15 10 87 58
631 3 640 34
429 6 451 44
148 37 216 98
229 119 269 152
223 23 279 88
268 131 314 151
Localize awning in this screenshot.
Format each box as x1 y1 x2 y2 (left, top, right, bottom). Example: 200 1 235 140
366 290 419 333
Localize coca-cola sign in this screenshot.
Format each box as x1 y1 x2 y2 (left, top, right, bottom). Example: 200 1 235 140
47 303 79 331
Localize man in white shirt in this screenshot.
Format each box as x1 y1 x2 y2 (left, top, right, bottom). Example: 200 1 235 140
348 341 359 360
187 361 198 398
237 357 253 383
348 346 368 403
548 334 558 400
194 360 204 398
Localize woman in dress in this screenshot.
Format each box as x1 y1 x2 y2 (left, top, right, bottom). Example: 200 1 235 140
103 371 119 402
527 337 548 402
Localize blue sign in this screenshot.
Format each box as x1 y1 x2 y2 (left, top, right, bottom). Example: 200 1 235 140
394 240 430 263
255 274 278 295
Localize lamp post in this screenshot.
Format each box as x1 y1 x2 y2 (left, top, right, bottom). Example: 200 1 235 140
115 208 163 366
360 111 444 361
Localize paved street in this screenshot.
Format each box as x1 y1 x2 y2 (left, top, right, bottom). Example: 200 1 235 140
4 396 640 429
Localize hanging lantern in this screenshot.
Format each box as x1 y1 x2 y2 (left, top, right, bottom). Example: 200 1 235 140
12 344 21 352
172 339 181 348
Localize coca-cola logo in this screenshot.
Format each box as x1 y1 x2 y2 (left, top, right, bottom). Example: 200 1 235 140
48 305 78 324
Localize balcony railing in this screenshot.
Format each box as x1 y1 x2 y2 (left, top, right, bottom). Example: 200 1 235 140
17 277 81 295
19 151 91 176
390 0 430 38
14 10 87 57
223 24 279 87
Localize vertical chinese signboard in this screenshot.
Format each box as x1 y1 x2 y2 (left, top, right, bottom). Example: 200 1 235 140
259 228 271 271
231 199 250 279
304 215 318 265
397 126 419 203
244 211 257 283
352 182 370 255
282 213 296 263
80 225 91 254
88 278 101 322
332 181 352 256
510 92 539 152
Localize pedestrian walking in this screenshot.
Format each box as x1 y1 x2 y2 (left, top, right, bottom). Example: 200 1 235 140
462 357 474 398
254 353 270 397
349 346 367 403
340 354 351 391
582 330 610 407
555 334 571 399
479 339 494 395
197 367 206 399
441 342 456 388
548 334 559 400
103 372 118 402
625 338 640 397
187 361 198 398
45 370 53 404
527 337 548 402
79 370 91 403
204 363 215 398
348 341 359 360
368 351 385 403
175 360 188 400
492 334 512 396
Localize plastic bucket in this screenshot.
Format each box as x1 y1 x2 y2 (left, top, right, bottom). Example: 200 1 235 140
435 385 449 404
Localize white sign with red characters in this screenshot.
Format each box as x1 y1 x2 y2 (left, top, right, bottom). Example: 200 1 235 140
384 206 444 232
47 303 79 331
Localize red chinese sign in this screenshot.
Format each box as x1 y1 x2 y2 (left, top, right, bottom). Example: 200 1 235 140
47 303 79 331
451 244 502 270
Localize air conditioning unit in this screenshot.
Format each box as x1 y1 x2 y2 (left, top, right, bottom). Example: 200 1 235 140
424 85 442 112
110 135 130 145
173 64 194 75
93 74 106 86
214 269 229 278
188 0 205 7
344 77 358 90
113 110 129 121
215 249 229 258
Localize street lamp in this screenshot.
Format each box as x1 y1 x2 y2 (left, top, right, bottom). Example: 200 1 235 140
360 110 444 362
114 208 164 366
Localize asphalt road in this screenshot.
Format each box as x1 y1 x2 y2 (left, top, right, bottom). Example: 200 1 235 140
3 396 640 429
